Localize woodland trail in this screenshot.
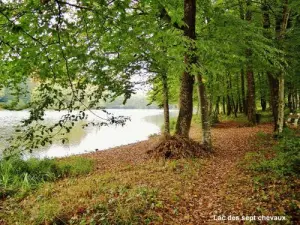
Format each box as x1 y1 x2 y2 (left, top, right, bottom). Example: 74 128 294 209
175 123 273 224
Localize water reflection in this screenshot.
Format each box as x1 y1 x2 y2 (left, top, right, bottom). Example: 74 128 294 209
0 109 178 158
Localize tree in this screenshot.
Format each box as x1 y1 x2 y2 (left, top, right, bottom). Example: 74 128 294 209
245 0 257 125
175 0 196 138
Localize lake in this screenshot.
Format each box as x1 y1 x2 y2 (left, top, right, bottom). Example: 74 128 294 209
0 109 177 158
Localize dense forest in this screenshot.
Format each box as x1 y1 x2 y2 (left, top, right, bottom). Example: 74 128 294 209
0 0 299 224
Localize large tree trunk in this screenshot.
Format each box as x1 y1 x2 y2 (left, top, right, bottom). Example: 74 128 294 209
196 74 212 148
245 0 256 124
175 0 196 137
162 72 170 135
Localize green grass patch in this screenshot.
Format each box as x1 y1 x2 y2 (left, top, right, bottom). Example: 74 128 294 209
218 111 274 124
246 129 300 177
0 156 94 198
240 128 300 223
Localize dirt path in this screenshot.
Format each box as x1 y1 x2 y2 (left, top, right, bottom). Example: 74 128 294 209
171 123 273 224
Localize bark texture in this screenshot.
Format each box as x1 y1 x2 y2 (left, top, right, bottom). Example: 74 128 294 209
262 1 280 131
196 74 212 148
276 0 290 134
175 0 196 137
267 72 279 131
162 72 170 135
245 0 256 125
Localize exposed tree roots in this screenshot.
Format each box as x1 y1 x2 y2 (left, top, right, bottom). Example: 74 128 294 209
146 135 210 160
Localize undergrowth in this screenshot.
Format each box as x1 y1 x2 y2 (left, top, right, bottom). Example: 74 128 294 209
0 156 94 198
246 128 299 177
242 128 300 223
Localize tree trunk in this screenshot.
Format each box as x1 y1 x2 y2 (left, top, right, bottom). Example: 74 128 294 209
175 0 196 137
232 97 238 118
227 95 232 116
239 1 247 115
222 96 226 114
241 69 247 114
212 96 220 123
226 74 232 116
277 75 285 133
162 72 170 135
288 91 293 112
258 73 267 111
196 74 212 148
276 0 290 134
237 72 243 113
246 0 256 125
267 72 279 131
262 1 279 131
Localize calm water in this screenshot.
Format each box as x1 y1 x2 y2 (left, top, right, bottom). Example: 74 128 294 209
0 109 177 158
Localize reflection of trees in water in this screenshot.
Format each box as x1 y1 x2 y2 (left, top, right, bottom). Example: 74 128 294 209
0 120 89 156
143 114 164 125
52 121 88 146
143 111 178 126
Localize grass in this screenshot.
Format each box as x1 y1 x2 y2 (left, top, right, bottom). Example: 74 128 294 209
218 111 274 125
0 158 204 224
235 128 300 224
245 128 300 177
0 156 94 198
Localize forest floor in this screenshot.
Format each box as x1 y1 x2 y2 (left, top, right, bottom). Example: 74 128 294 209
0 121 299 224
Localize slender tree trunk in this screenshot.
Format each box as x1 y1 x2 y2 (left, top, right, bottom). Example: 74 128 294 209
246 0 256 125
232 97 238 118
288 92 293 112
227 96 232 116
241 69 247 114
226 74 232 116
196 83 201 116
162 72 170 135
196 74 212 148
277 0 290 134
278 76 285 133
237 73 243 113
267 72 279 131
262 1 279 131
222 96 226 114
293 91 298 111
258 73 267 111
239 1 247 115
213 96 220 123
292 91 296 111
175 0 196 137
287 83 294 112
